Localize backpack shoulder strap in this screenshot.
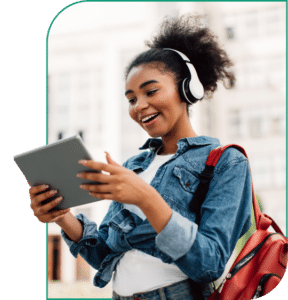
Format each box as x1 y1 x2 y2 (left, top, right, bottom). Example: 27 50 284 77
189 144 263 229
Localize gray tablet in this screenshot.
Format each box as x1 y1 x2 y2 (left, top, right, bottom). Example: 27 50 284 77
14 135 102 211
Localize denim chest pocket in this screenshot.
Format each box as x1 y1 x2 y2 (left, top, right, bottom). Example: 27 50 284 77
163 165 200 212
173 166 199 193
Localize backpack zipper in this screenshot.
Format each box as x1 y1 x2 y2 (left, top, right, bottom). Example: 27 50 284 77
229 233 276 277
218 233 277 293
252 273 281 298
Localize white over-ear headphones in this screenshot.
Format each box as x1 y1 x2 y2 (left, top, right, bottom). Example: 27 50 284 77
164 48 204 104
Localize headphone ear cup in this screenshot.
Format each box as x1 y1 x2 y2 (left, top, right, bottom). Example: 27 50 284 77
178 80 188 103
183 78 198 104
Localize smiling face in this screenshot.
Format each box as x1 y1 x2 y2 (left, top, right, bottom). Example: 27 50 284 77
125 63 191 141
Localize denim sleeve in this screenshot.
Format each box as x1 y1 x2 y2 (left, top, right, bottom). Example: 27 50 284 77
155 157 252 283
61 201 116 270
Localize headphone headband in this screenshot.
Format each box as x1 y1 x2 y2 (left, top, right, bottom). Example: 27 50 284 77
163 48 204 103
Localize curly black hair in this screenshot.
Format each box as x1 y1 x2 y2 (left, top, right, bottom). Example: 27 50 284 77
125 14 235 105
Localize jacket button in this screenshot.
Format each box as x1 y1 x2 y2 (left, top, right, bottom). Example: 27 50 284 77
185 181 190 187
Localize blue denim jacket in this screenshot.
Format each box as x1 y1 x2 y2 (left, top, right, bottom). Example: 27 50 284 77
61 136 252 290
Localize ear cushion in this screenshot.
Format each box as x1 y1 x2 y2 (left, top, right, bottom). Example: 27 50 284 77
183 78 199 104
178 79 188 103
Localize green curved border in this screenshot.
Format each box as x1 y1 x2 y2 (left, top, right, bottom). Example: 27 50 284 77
0 0 288 300
45 0 283 299
45 2 108 299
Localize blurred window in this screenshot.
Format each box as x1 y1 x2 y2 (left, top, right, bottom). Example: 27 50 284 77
157 2 178 20
267 56 286 88
244 59 266 89
270 106 286 136
58 131 64 140
226 27 235 40
266 7 282 34
77 71 91 132
56 73 71 131
271 154 286 188
78 109 90 128
250 156 271 189
58 73 71 106
228 73 236 88
58 106 70 130
74 207 92 219
249 116 263 138
92 69 103 147
248 107 268 139
78 130 84 141
251 152 285 190
245 11 259 37
228 109 242 139
48 235 61 281
224 15 237 40
78 70 91 105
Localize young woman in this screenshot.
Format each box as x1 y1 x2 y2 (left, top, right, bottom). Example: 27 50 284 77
29 15 252 300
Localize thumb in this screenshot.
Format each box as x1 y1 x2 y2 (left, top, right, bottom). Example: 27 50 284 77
105 152 119 166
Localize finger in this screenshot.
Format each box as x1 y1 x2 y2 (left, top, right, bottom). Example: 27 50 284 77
80 183 111 193
49 209 71 222
77 171 111 183
89 191 114 200
33 189 58 206
105 152 119 166
29 184 49 197
38 208 70 223
42 196 63 213
78 160 118 174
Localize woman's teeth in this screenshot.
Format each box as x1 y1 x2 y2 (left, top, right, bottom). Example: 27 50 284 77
142 113 159 123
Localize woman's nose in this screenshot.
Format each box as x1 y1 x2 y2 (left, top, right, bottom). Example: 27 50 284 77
134 97 149 112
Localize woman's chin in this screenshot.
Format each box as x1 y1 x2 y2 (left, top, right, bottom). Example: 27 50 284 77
146 131 163 138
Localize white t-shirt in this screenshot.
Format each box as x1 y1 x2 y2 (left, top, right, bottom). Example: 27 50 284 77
112 151 188 296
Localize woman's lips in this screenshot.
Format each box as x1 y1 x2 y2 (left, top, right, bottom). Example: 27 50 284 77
142 113 160 128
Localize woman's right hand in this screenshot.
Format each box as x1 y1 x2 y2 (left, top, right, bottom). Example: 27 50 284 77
29 184 70 223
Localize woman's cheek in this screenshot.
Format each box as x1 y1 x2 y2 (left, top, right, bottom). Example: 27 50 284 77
128 107 137 122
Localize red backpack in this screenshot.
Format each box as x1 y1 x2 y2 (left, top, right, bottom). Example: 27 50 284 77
190 144 287 300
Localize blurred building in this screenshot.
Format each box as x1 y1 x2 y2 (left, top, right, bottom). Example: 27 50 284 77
47 2 286 298
47 3 157 297
199 2 286 233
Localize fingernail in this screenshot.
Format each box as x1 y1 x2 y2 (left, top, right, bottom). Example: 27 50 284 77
55 197 63 204
76 173 81 177
42 185 49 189
50 190 57 195
65 209 70 213
79 160 87 164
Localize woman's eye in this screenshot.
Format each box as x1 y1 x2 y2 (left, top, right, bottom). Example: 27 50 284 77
147 89 158 96
128 98 136 104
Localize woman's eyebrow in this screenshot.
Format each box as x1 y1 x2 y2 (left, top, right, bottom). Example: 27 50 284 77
125 80 159 96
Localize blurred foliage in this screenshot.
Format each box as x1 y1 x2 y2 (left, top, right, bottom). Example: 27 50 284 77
213 194 262 289
236 195 262 253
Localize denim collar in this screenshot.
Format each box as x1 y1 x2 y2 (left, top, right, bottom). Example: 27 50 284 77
139 136 220 154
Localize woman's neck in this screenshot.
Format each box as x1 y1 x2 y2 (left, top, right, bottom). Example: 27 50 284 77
159 126 198 155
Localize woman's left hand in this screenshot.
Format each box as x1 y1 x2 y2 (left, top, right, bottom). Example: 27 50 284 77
77 152 154 207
